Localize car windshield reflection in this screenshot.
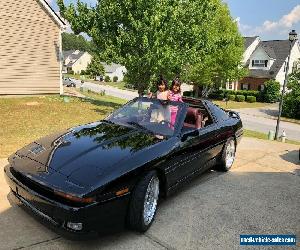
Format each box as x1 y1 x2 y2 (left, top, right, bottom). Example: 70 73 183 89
106 97 185 137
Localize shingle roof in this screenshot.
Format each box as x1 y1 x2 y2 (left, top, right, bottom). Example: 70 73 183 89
63 50 86 66
244 36 259 49
247 40 297 78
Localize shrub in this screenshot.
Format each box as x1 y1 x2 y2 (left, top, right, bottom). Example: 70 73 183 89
246 96 256 103
282 77 300 119
80 70 86 75
223 90 235 97
236 95 245 102
209 89 261 101
104 75 111 82
113 76 118 82
262 80 280 103
228 94 236 101
68 70 74 75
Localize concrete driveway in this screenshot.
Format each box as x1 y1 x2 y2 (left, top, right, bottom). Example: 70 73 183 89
1 138 299 250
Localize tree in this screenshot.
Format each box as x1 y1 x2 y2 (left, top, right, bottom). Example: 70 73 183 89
282 61 300 119
262 80 280 103
86 56 105 79
57 0 244 95
62 32 95 52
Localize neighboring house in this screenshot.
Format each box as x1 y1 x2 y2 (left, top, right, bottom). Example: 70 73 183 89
102 63 127 82
227 32 300 91
62 50 92 74
0 0 65 95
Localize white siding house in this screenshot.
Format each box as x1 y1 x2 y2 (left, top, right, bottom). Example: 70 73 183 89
102 63 127 82
227 32 300 91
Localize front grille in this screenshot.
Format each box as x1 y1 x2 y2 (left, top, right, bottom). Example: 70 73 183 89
10 167 88 207
10 167 55 199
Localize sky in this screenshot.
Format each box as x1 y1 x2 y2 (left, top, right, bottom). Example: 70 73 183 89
48 0 300 40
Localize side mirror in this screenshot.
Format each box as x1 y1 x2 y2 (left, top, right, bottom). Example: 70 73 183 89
181 129 199 141
228 111 240 119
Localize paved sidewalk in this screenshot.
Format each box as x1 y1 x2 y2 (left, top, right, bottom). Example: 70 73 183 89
0 138 299 249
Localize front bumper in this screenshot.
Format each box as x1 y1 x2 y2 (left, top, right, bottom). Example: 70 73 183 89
4 165 130 238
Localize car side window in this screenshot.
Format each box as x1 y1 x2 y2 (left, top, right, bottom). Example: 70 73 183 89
182 105 214 132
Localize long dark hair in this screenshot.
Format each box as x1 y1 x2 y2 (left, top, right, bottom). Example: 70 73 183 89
156 75 168 91
171 78 181 93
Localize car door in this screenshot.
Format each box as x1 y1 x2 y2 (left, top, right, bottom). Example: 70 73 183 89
165 123 219 188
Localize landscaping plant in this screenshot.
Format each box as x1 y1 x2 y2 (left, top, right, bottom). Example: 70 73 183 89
262 80 280 103
236 95 245 102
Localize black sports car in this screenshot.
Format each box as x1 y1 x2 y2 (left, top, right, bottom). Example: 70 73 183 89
4 97 243 237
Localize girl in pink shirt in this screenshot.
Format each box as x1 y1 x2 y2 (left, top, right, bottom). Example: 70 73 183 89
168 79 183 126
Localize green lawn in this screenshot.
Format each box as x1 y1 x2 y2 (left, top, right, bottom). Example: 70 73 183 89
0 94 125 158
244 129 300 145
213 100 269 109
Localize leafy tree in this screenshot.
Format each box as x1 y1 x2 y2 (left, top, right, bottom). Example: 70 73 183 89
86 56 105 79
262 80 280 103
58 0 244 95
282 62 300 119
62 32 95 52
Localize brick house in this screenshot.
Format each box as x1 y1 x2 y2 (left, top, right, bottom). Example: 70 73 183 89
226 32 300 91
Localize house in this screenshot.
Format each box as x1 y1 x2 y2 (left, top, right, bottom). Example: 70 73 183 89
102 63 127 82
63 50 92 74
226 32 300 91
0 0 65 95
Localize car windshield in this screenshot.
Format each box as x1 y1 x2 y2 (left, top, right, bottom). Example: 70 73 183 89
106 97 186 137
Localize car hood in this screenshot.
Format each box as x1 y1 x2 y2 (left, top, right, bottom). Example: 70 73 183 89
10 121 166 190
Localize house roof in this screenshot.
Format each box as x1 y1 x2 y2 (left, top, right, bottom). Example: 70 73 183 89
247 39 298 78
38 0 65 28
244 36 259 49
63 50 86 66
102 63 123 73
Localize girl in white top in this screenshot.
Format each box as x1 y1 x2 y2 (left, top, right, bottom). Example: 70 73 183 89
149 76 169 100
149 76 171 123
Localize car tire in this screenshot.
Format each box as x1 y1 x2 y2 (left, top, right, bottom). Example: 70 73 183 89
216 137 236 171
127 170 159 232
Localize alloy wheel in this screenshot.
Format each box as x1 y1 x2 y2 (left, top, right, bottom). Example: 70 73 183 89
143 176 159 225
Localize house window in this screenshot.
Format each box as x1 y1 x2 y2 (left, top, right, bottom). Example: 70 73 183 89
252 60 268 67
241 83 249 90
258 84 265 91
228 83 233 90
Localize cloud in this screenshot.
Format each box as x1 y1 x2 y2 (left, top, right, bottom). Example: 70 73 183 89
237 5 300 38
258 5 300 33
